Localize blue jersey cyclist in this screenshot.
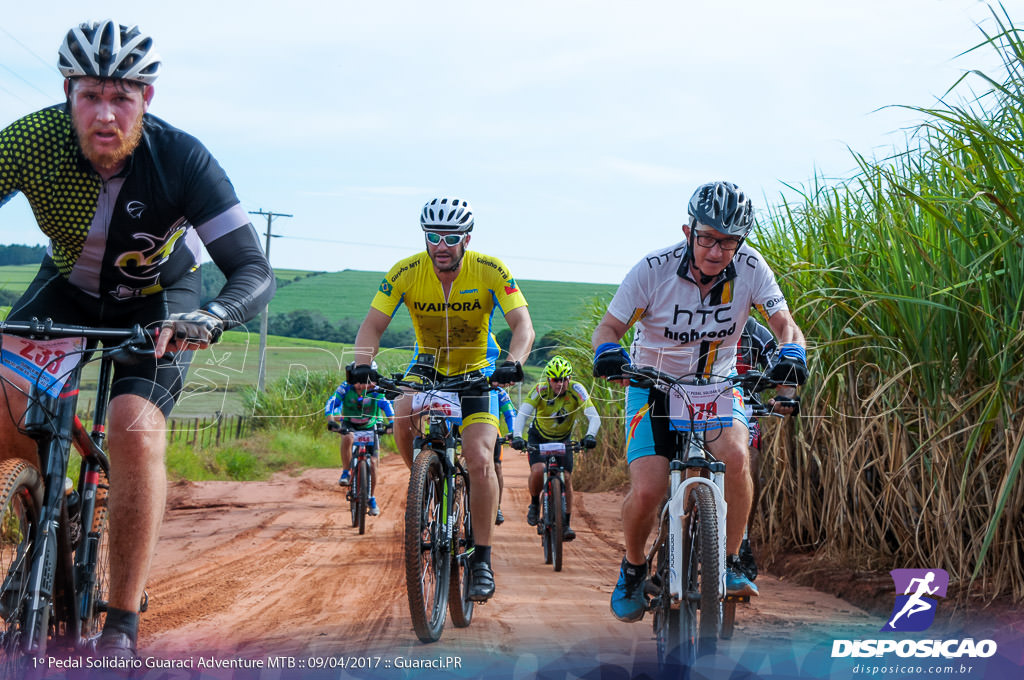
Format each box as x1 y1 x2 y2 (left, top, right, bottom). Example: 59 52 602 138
493 386 516 526
592 181 808 624
325 362 395 516
0 21 275 658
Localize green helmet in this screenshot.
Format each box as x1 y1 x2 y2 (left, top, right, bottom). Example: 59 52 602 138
544 355 573 380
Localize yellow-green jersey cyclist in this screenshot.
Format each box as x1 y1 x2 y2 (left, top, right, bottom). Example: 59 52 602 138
510 356 600 541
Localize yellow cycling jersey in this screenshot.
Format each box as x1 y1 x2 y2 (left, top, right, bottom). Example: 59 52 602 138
371 250 528 376
522 380 595 440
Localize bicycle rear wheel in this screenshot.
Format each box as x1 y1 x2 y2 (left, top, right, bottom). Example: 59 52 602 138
404 449 450 643
447 469 474 628
682 484 721 657
550 478 564 573
356 458 369 535
0 459 44 674
77 468 110 643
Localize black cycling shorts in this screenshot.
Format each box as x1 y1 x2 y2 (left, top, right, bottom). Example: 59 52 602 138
8 257 199 418
526 425 575 473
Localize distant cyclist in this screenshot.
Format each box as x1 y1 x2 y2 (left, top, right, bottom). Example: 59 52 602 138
493 386 516 526
510 355 600 541
352 197 535 602
325 362 395 516
593 181 807 623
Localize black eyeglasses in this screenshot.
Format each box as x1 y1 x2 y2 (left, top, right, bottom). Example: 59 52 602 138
549 377 569 383
694 232 742 252
425 231 467 247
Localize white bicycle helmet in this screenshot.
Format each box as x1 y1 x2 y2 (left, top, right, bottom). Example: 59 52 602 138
687 181 754 238
58 20 161 85
420 197 474 233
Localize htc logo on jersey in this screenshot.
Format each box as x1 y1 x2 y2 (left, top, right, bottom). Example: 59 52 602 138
672 304 733 325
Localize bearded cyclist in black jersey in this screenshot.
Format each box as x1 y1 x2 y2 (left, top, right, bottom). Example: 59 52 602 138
0 20 275 658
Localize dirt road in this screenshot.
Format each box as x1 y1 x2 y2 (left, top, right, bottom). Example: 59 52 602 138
139 451 882 677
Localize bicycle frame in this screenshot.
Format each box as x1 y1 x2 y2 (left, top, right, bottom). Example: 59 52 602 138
0 320 149 661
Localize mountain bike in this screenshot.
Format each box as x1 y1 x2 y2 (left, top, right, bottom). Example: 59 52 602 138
628 366 787 671
328 422 386 535
525 440 582 573
0 319 152 674
377 358 497 643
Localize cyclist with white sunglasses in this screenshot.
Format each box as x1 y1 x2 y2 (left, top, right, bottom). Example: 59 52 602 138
352 197 535 602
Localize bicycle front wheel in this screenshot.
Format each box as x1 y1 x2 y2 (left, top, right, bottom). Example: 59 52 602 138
405 449 450 643
682 484 721 657
549 478 564 573
78 468 110 644
447 469 474 628
356 459 369 536
0 459 44 674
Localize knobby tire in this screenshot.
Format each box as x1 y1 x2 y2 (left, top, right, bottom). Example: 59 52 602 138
0 459 44 676
447 469 474 628
356 458 369 535
404 450 450 643
550 478 564 573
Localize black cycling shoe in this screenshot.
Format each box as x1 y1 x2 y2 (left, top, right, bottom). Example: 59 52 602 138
738 537 758 582
495 508 505 526
563 525 576 542
468 562 495 602
94 630 138 660
526 502 539 526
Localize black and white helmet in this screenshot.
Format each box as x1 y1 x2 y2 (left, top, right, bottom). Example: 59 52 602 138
420 197 474 233
687 181 754 238
58 20 161 85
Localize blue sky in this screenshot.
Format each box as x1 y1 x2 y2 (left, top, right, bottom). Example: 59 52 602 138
0 0 1005 284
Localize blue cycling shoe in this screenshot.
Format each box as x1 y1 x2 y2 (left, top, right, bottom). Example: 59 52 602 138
610 558 647 622
725 562 760 597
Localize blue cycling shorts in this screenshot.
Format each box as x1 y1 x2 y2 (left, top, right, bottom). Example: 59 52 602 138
624 385 748 464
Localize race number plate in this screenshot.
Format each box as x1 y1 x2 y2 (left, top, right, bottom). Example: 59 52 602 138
412 390 463 424
0 335 85 398
538 442 567 457
352 430 375 444
667 382 737 432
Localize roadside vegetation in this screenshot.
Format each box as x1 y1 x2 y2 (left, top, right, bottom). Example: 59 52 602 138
73 6 1024 607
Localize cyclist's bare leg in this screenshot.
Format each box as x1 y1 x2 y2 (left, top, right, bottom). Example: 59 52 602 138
461 422 499 547
527 462 545 497
392 391 418 468
106 394 167 613
340 432 353 470
0 369 36 464
495 462 503 506
370 456 378 496
622 455 669 565
565 471 574 515
706 421 752 555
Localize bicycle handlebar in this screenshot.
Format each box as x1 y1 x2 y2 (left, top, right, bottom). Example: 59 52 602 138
376 371 495 395
0 318 156 364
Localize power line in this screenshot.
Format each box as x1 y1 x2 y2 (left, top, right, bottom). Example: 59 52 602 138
276 232 618 266
249 209 293 393
0 27 57 73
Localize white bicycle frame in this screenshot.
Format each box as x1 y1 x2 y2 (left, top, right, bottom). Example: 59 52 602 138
665 433 727 603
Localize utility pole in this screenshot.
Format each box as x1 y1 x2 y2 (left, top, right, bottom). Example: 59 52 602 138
250 209 292 393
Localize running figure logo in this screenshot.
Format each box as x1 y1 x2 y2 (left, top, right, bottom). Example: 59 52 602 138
881 568 949 632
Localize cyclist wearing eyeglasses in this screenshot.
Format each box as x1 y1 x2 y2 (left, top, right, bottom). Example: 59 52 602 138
0 21 275 657
352 197 535 602
509 355 601 541
592 181 808 624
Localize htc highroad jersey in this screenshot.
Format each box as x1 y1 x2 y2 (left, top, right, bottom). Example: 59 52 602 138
606 240 788 379
0 105 272 324
370 251 528 376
